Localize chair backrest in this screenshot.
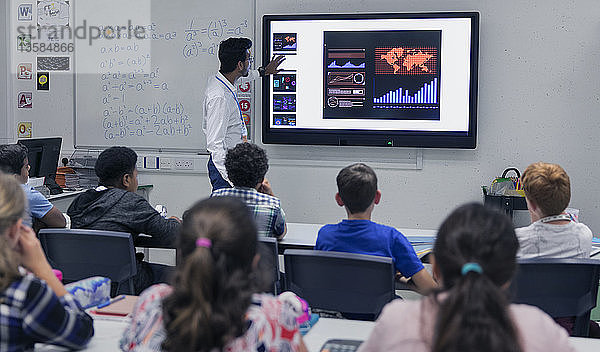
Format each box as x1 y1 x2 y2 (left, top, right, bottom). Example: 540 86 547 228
257 236 281 294
284 249 395 320
39 229 137 294
510 258 600 337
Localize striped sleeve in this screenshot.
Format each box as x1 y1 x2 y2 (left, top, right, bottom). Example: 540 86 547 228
20 276 94 349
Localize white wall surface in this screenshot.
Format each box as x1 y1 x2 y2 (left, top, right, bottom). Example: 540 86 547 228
256 0 600 232
1 1 10 143
5 1 600 234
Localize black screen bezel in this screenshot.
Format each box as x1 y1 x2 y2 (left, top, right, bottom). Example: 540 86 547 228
261 12 479 149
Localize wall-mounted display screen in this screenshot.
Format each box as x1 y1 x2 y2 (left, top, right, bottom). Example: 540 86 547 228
262 12 479 148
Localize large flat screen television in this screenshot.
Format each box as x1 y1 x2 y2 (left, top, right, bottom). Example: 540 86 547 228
262 12 479 148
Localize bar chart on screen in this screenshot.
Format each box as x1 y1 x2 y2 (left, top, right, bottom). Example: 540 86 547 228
374 77 438 106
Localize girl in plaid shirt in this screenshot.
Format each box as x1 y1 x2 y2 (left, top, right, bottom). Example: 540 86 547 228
0 173 93 351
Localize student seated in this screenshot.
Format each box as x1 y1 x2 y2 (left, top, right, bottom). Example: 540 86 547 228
516 162 592 259
0 173 93 350
0 143 66 230
68 146 181 293
211 143 287 239
358 203 574 352
67 146 180 246
120 196 307 352
517 162 598 336
315 163 436 295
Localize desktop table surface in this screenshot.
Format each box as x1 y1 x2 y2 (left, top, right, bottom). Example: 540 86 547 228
305 318 600 352
33 315 600 351
281 222 437 248
35 316 129 351
46 189 88 200
304 318 374 351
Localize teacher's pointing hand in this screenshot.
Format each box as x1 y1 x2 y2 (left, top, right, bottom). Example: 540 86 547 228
264 55 286 75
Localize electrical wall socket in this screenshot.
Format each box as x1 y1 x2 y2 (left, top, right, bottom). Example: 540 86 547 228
174 158 194 170
144 156 158 169
136 156 145 169
159 157 172 169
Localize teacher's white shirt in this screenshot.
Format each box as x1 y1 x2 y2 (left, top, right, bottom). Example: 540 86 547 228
202 70 259 184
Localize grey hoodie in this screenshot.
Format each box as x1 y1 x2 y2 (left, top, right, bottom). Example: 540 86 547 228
67 187 179 246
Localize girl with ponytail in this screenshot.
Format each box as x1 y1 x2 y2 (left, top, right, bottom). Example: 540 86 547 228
359 203 574 352
121 196 307 352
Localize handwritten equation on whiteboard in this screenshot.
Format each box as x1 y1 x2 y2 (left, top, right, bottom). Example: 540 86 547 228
89 17 249 142
99 69 191 141
183 19 249 58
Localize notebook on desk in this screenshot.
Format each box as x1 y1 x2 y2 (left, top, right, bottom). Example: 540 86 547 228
406 235 436 245
412 244 433 259
90 295 138 317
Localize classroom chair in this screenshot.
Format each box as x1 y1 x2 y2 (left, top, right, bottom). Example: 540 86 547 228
283 249 395 321
510 258 600 337
257 237 283 294
39 228 137 294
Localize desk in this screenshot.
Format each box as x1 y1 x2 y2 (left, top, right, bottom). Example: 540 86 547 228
570 337 600 351
304 318 373 351
35 317 128 351
34 315 600 351
135 222 436 262
47 190 88 213
304 318 600 352
279 223 437 255
47 185 153 213
135 235 176 266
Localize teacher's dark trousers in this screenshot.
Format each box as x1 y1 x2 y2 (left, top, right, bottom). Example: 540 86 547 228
207 155 232 192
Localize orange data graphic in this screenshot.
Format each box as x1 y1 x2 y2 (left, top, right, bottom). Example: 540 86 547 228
375 47 438 75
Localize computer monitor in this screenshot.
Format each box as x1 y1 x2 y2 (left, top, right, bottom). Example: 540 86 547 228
17 137 62 181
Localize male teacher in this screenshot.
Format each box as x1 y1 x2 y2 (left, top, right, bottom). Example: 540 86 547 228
203 37 285 191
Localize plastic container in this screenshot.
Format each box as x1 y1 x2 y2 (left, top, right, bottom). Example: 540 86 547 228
65 276 111 309
52 269 63 282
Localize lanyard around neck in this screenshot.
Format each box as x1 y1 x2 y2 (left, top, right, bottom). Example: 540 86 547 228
539 213 572 223
215 75 244 125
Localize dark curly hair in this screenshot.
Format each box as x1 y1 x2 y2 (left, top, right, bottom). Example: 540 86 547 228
161 196 260 352
95 146 137 187
218 37 252 74
0 144 28 175
225 143 268 188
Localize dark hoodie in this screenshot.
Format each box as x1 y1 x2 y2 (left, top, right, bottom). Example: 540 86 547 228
67 187 179 246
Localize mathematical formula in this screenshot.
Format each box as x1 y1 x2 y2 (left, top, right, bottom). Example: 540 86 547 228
97 68 191 140
182 18 249 58
101 103 192 141
89 17 249 142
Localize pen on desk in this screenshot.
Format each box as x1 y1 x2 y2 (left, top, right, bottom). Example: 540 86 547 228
97 295 126 309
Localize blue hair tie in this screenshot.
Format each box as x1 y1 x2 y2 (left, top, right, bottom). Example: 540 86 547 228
461 262 483 276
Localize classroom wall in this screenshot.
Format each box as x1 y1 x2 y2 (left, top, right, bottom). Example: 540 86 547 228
255 0 600 233
1 1 10 144
8 0 74 145
5 1 600 234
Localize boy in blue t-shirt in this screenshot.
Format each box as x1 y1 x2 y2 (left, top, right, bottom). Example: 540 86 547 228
316 163 437 294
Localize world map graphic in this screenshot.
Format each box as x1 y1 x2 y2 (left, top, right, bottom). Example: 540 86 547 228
379 47 435 74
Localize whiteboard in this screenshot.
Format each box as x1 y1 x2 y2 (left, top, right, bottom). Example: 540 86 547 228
74 0 255 151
